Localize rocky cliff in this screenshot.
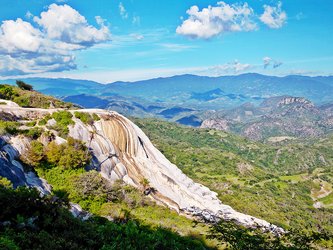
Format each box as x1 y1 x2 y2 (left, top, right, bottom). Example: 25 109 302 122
0 100 282 233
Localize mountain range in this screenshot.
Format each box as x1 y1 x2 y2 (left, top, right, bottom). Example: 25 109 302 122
2 73 333 140
2 73 333 109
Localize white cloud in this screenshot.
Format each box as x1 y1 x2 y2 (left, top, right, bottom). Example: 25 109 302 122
34 4 109 46
0 18 43 54
260 2 287 29
263 56 272 68
263 56 283 69
0 4 110 76
205 60 252 75
160 43 197 52
176 2 257 39
119 2 128 19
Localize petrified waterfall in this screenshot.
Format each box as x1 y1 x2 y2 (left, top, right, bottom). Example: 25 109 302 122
70 110 282 232
0 102 282 232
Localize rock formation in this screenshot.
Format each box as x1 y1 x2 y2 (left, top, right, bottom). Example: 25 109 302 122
0 102 283 233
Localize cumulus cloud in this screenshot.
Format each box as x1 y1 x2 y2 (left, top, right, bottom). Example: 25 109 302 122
119 2 128 19
263 57 282 69
260 2 287 29
176 1 257 39
0 4 110 76
202 60 252 76
34 4 109 47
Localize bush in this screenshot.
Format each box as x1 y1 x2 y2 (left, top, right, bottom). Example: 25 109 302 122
45 137 91 169
25 121 36 127
52 111 74 126
71 171 125 203
92 113 100 121
0 85 15 100
23 127 44 140
38 114 51 126
21 141 44 167
0 121 19 135
51 111 74 137
74 112 94 125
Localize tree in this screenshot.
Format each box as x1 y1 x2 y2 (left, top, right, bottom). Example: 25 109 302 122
21 141 44 167
16 80 33 91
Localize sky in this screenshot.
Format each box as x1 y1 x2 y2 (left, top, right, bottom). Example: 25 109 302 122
0 0 332 83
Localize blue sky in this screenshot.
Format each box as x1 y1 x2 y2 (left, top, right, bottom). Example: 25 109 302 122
0 0 332 82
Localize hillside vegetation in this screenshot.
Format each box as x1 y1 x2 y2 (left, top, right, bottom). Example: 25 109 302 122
0 83 74 109
1 90 332 249
133 118 333 236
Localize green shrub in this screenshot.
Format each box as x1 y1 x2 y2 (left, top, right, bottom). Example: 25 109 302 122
0 85 15 100
52 111 74 126
45 137 91 169
51 111 74 137
21 141 44 167
0 121 19 135
92 113 100 121
38 114 51 126
25 121 36 127
23 127 44 139
74 112 94 125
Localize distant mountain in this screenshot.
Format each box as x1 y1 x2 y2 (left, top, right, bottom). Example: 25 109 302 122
103 73 333 108
2 73 333 122
201 96 333 141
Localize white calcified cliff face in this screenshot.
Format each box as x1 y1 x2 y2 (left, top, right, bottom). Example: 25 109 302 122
0 103 282 233
69 110 282 232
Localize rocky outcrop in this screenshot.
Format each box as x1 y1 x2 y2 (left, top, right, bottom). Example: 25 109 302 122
0 137 51 195
69 110 282 232
201 118 229 131
0 104 283 233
